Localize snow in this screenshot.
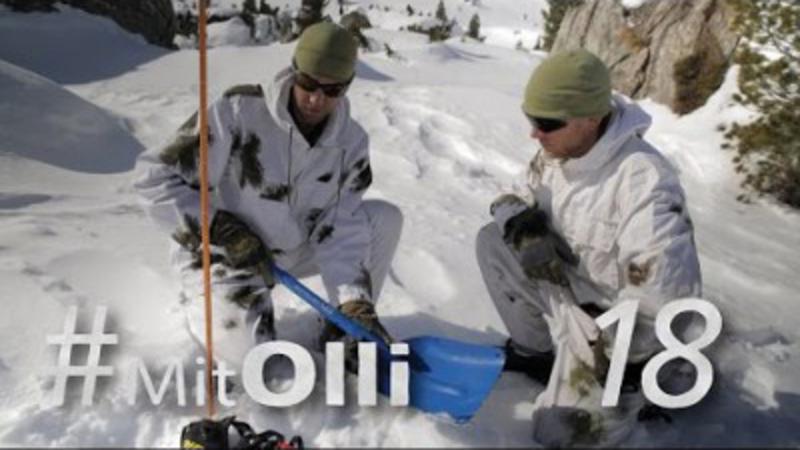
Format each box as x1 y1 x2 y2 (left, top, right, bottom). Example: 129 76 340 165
207 16 253 47
1 1 800 447
0 5 167 84
620 0 657 9
0 60 142 173
174 0 545 50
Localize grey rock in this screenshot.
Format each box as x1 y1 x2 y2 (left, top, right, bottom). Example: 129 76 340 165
551 0 740 114
340 9 372 32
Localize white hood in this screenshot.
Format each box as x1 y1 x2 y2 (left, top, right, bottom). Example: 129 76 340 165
559 95 653 175
264 66 354 148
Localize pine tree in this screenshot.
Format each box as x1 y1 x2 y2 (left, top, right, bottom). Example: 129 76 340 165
243 0 257 15
467 13 481 40
723 0 800 207
241 0 258 34
259 0 278 15
294 0 327 38
384 43 396 58
435 0 447 23
541 0 583 51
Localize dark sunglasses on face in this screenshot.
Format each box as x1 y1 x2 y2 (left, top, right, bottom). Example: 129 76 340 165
294 71 350 98
525 114 568 133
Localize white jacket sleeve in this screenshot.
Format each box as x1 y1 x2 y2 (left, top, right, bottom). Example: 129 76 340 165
134 97 236 238
614 160 702 362
311 133 374 303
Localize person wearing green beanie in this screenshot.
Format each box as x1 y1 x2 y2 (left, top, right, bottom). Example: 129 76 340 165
521 48 613 160
291 21 359 133
476 49 701 447
134 21 402 374
294 21 358 83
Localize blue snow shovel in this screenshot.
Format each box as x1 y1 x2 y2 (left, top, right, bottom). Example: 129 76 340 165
273 266 505 422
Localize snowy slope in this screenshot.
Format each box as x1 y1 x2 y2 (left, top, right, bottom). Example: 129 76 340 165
0 5 168 84
1 2 799 447
175 0 545 50
0 60 142 173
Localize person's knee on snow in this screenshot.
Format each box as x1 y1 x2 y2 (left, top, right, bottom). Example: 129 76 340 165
476 222 555 351
475 49 702 447
362 199 403 299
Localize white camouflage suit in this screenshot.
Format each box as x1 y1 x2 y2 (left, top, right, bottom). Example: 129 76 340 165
477 96 702 447
135 67 403 370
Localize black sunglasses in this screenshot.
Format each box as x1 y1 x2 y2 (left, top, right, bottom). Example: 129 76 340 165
294 71 350 98
525 114 568 133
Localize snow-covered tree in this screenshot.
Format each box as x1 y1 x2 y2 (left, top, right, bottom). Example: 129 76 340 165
240 0 258 34
723 0 800 207
259 0 278 16
466 13 481 41
293 0 327 39
242 0 257 15
435 0 448 23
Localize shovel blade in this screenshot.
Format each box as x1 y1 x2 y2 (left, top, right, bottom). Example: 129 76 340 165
274 267 505 421
378 336 505 422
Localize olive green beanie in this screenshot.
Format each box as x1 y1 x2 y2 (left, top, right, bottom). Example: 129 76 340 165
522 49 612 120
294 22 358 83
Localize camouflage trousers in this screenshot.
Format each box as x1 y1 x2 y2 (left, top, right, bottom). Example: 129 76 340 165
476 223 643 448
178 200 403 372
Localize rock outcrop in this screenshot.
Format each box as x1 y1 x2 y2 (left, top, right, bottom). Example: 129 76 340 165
552 0 740 114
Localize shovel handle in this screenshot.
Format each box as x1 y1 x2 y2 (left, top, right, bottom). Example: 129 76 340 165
272 266 392 355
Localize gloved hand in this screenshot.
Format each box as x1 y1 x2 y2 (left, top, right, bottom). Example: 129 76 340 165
318 299 393 373
210 210 275 287
504 207 579 287
320 299 393 344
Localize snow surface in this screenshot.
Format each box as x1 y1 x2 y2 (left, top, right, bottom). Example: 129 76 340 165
620 0 654 9
207 16 253 47
1 2 800 447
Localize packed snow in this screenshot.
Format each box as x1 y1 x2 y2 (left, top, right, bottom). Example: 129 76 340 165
620 0 654 9
1 1 799 447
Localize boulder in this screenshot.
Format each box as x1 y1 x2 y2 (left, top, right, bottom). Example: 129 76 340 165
552 0 740 114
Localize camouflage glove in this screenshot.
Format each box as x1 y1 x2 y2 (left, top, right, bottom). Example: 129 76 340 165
319 299 393 372
321 299 393 344
504 207 579 287
210 210 275 287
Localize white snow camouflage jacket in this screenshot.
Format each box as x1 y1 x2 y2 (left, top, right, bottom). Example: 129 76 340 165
491 95 702 361
135 67 375 303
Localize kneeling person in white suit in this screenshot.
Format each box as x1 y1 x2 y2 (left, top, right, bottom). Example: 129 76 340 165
476 49 702 447
135 22 402 372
